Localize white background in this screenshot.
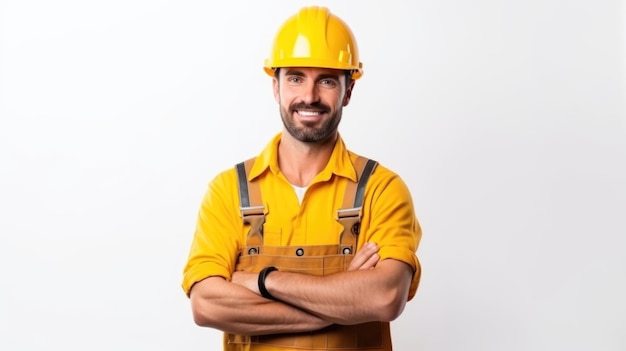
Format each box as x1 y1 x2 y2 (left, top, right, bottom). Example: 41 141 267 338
1 0 625 350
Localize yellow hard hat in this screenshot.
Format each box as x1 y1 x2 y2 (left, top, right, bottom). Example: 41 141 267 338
263 6 363 80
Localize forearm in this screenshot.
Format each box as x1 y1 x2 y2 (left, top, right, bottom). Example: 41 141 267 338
190 276 332 335
265 259 413 325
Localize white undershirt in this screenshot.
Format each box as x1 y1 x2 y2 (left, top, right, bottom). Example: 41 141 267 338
292 184 308 204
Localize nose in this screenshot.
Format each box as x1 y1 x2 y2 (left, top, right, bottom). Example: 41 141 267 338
300 80 320 105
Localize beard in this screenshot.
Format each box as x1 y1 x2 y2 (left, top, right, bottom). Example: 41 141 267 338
279 102 342 143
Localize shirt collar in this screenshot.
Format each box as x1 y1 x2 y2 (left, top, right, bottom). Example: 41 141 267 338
248 132 358 183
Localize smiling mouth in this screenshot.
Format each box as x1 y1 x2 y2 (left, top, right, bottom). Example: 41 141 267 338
290 103 330 117
296 110 324 116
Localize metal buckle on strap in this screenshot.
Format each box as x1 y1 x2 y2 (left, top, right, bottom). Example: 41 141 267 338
240 205 264 218
336 207 361 219
337 207 363 240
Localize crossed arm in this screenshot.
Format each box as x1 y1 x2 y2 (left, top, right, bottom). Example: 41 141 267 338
189 242 413 336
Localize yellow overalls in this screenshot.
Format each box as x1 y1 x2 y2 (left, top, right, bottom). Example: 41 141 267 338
227 156 393 350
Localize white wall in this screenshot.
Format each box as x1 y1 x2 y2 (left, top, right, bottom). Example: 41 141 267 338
1 0 625 350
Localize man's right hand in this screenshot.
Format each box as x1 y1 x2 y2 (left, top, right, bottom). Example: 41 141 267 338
347 242 380 271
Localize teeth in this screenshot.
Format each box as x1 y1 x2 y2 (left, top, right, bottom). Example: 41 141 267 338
298 111 321 116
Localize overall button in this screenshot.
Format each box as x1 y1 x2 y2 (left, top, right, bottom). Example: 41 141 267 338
295 248 304 256
248 247 258 255
342 247 352 255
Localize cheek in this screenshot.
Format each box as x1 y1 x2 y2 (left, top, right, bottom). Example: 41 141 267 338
278 89 297 105
327 92 345 108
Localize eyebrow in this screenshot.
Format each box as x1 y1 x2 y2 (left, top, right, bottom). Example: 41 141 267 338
283 69 342 81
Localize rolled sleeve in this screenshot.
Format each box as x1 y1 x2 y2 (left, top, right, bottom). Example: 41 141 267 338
181 170 242 297
362 168 422 301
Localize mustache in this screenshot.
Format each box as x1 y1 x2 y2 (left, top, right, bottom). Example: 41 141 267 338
289 102 330 113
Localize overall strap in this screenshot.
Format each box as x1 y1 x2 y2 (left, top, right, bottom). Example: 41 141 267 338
236 156 378 252
235 157 264 249
337 157 378 254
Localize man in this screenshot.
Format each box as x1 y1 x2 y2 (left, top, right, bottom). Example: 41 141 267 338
182 6 422 351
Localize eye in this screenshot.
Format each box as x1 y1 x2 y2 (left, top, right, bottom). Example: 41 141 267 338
287 76 302 84
319 78 337 87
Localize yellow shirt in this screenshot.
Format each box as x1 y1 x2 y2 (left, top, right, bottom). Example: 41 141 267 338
182 132 421 298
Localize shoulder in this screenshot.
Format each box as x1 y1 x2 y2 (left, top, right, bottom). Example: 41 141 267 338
348 151 405 186
200 164 242 210
372 163 411 194
348 152 413 202
208 165 239 189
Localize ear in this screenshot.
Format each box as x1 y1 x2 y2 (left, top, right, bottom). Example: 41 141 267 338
342 80 356 106
272 77 280 103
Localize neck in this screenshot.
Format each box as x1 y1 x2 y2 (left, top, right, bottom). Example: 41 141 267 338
278 131 337 187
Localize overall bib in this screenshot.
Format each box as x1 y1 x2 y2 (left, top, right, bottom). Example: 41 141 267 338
227 157 393 350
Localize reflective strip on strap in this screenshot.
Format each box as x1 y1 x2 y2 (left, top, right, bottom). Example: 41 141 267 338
354 159 377 208
236 158 264 217
235 161 250 208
